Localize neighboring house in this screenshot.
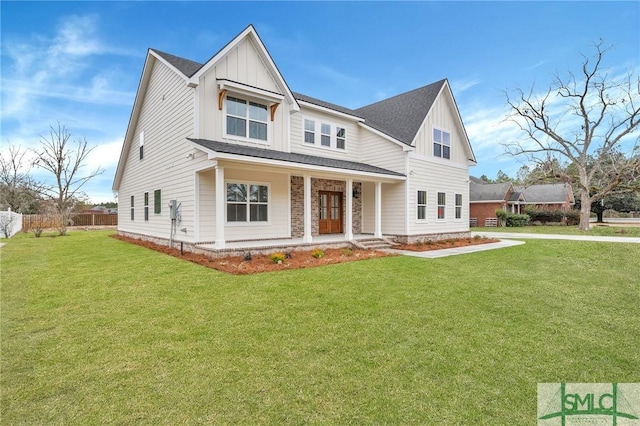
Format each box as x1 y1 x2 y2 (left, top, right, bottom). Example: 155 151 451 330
112 25 477 253
469 178 574 226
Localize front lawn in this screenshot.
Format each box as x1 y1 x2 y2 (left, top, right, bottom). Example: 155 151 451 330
2 231 638 424
472 224 640 237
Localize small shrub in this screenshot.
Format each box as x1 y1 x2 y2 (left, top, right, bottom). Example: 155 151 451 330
243 252 252 261
311 248 325 259
269 252 286 264
341 248 353 257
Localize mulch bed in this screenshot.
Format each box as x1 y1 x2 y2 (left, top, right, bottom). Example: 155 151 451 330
110 234 391 275
393 237 500 252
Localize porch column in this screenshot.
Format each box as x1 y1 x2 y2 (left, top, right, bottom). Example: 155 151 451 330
215 165 225 249
345 179 354 241
303 174 312 243
374 181 382 238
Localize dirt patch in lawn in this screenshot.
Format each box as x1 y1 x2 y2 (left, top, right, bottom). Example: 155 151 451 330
394 236 500 252
110 234 393 275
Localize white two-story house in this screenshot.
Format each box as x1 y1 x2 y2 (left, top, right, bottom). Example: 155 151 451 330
112 25 477 253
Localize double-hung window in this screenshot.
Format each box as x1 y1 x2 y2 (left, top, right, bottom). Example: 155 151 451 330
144 192 149 221
154 189 161 214
304 119 316 143
433 128 451 159
304 119 315 143
455 194 463 219
437 192 446 219
226 96 268 141
139 131 144 160
227 182 269 223
321 123 331 147
130 195 135 221
417 190 427 220
336 127 346 150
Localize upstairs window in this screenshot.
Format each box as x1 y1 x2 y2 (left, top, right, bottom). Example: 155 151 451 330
336 127 346 150
437 192 446 219
321 123 331 147
303 119 347 150
304 119 315 143
455 194 463 219
433 128 451 159
417 190 427 220
139 131 144 160
226 96 268 141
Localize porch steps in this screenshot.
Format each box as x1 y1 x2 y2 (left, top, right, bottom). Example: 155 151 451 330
353 238 397 251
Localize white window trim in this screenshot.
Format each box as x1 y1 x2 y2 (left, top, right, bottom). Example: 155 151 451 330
301 116 347 152
224 180 271 226
223 94 270 145
416 189 428 223
433 127 451 160
436 191 447 221
454 193 463 221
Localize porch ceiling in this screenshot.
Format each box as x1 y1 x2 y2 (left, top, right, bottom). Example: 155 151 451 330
188 138 405 181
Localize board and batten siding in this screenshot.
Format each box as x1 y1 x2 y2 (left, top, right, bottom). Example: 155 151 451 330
198 37 290 152
289 109 361 162
413 92 469 165
406 156 470 235
118 58 198 242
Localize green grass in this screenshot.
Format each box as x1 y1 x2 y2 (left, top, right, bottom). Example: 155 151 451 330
2 231 639 424
472 225 640 237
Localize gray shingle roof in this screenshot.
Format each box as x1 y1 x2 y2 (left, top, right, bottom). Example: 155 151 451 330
469 176 487 185
153 45 446 147
292 92 363 118
515 184 572 203
188 138 405 177
354 79 447 145
469 182 512 202
151 49 203 77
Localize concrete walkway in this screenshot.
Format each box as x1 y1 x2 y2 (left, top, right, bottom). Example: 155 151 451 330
387 239 525 259
472 231 640 244
388 230 640 259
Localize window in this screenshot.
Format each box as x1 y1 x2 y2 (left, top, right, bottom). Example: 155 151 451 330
154 189 161 214
130 195 134 221
336 127 346 150
417 190 427 220
304 119 315 143
321 123 331 147
139 131 144 160
455 194 463 219
433 128 451 159
226 96 268 141
437 192 446 219
226 182 268 223
144 192 149 221
303 119 346 150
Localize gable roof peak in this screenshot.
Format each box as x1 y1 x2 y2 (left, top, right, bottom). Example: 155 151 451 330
354 78 448 145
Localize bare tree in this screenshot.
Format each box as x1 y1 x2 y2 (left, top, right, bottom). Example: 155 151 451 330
504 41 640 230
32 123 104 235
0 144 43 213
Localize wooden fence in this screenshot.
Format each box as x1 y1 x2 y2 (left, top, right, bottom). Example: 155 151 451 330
22 213 117 230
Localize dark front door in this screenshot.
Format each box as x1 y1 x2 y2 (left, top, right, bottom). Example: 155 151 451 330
319 191 343 234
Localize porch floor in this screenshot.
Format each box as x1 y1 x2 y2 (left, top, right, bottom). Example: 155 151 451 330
197 234 380 252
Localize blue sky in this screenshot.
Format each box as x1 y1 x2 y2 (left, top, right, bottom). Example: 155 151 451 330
1 1 639 203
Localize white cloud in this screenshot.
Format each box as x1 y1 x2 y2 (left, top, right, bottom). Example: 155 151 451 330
451 78 480 94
